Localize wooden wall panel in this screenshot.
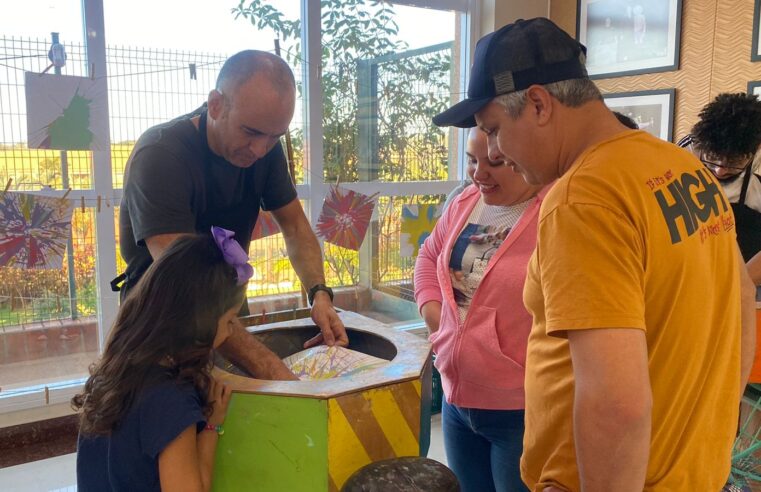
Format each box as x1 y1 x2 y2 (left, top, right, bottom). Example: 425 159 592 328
549 0 761 140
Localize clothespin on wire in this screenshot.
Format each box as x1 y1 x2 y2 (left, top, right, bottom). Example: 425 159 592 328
0 178 12 199
89 63 95 81
40 33 66 76
189 63 197 80
96 195 101 213
59 187 72 206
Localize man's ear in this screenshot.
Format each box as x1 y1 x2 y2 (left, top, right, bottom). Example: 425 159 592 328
207 89 224 120
525 85 553 126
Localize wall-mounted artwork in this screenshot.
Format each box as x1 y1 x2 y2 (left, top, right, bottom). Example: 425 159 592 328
316 185 377 251
25 72 109 151
0 192 73 269
251 211 280 241
753 0 761 61
400 204 441 258
603 88 676 141
748 80 761 97
578 0 682 78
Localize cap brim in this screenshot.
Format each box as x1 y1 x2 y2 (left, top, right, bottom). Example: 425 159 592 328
432 97 493 128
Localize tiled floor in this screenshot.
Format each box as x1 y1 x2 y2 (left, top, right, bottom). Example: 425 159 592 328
0 414 447 492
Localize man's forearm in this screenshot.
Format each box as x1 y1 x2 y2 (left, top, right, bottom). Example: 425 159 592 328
218 324 297 380
568 329 652 492
574 393 651 491
283 225 325 289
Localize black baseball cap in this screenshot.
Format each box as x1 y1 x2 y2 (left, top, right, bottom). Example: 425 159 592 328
433 17 588 128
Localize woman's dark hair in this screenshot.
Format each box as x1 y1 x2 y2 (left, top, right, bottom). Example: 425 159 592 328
692 93 761 158
72 234 246 434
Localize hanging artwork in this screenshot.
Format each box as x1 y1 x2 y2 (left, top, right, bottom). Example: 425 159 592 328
251 210 280 241
603 89 675 142
25 72 109 151
315 185 376 251
578 0 682 79
400 203 442 257
0 192 73 269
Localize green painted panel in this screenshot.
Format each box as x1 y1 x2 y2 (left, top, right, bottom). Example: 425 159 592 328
212 393 328 492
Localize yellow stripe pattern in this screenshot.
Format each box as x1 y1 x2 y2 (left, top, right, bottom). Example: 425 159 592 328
327 380 421 490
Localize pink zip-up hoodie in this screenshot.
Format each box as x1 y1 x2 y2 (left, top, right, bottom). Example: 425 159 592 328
414 184 546 410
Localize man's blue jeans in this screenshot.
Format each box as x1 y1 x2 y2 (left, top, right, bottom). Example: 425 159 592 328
442 398 528 492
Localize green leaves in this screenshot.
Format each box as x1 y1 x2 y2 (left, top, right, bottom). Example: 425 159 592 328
230 0 453 184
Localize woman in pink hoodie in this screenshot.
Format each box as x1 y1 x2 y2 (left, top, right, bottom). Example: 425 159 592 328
414 128 546 492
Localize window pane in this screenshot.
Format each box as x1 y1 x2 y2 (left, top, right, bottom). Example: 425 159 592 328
376 194 445 294
321 2 463 183
0 208 99 389
0 1 102 393
104 0 305 187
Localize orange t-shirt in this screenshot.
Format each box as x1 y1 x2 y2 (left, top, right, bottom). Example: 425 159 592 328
522 131 742 491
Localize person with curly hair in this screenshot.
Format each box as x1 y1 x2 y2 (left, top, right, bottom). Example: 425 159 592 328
73 229 251 491
678 93 761 285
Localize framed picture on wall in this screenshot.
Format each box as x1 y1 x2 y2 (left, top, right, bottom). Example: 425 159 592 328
749 81 761 96
603 89 676 141
577 0 683 78
753 0 761 61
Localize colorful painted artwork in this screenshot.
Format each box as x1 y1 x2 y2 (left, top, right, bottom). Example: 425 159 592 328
315 185 376 251
251 210 280 241
25 72 109 151
400 204 442 257
0 192 73 269
283 345 387 380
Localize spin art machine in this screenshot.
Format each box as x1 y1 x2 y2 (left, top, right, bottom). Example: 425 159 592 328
211 311 433 492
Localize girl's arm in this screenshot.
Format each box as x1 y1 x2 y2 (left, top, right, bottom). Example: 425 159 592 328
158 425 206 492
159 378 232 491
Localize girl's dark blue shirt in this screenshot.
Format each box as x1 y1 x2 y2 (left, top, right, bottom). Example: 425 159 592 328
76 370 205 491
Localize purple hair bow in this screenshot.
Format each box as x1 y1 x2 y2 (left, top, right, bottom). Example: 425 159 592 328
211 226 254 286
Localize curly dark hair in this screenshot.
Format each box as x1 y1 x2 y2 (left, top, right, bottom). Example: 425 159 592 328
692 93 761 158
72 234 245 435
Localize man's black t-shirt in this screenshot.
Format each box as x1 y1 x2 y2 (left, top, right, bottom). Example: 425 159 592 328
119 107 297 271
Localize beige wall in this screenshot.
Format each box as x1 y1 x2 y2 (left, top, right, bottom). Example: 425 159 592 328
481 0 550 33
549 0 761 140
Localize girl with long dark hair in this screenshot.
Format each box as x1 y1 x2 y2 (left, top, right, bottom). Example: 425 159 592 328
72 227 252 491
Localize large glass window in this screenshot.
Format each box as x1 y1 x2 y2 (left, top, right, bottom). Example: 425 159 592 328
0 1 98 404
0 0 473 412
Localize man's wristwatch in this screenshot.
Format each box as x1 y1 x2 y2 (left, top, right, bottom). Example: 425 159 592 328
308 284 334 306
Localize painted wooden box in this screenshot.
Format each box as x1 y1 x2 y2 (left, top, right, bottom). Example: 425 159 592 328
211 312 433 492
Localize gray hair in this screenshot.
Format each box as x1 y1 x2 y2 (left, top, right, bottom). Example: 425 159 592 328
495 78 603 118
216 50 295 96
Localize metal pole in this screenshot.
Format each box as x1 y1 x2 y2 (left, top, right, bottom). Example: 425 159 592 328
51 31 79 320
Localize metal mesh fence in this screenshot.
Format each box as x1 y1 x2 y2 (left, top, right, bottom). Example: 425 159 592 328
0 34 453 329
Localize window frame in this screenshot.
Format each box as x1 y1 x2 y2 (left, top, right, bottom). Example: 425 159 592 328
0 0 476 415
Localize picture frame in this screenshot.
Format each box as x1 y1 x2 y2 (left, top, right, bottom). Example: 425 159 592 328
753 0 761 61
748 81 761 96
577 0 683 79
603 88 676 142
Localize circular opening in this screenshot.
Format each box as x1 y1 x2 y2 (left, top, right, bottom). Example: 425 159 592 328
215 325 397 378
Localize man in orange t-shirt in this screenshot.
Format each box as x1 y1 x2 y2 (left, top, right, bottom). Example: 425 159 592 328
433 17 757 491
